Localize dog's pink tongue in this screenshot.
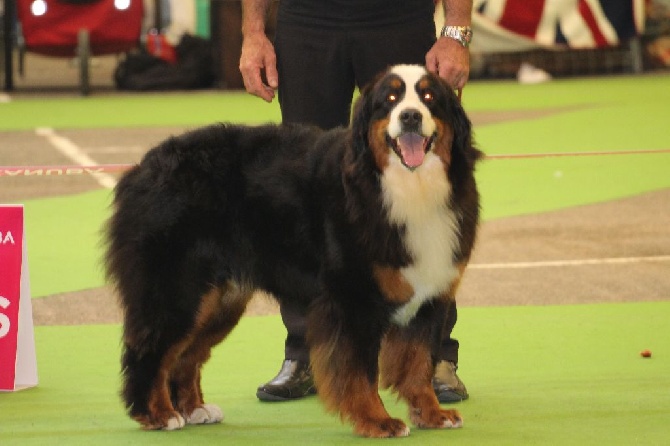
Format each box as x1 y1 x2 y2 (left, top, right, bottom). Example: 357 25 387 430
397 133 426 168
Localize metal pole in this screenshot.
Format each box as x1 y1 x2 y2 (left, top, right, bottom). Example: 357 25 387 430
154 0 162 30
3 0 14 91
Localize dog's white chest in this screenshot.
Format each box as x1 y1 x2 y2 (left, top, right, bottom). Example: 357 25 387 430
391 213 460 326
381 154 461 326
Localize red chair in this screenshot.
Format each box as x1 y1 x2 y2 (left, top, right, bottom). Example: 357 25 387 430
16 0 144 95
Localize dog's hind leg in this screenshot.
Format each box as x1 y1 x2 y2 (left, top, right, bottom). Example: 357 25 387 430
121 284 251 430
379 301 463 430
121 337 189 430
170 284 252 426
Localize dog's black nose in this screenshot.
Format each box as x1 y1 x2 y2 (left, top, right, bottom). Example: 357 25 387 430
400 108 422 130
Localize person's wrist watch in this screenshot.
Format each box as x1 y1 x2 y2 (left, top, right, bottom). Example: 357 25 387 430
440 26 473 47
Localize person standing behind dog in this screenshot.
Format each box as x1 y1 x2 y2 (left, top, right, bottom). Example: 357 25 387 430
239 0 473 403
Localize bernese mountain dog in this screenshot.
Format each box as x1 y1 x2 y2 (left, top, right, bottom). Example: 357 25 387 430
105 64 481 438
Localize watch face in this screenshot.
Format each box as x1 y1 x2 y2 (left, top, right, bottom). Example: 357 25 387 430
463 29 471 38
442 26 472 47
463 28 473 43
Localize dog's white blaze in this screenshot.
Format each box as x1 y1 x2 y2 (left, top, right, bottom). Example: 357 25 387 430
381 152 461 326
387 65 436 138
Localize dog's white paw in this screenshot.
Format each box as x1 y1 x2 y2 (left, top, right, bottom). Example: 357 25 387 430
203 404 224 423
398 425 411 437
442 416 463 429
163 413 186 431
186 404 224 425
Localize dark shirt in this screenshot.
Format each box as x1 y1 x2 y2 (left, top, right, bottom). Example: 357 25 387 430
277 0 436 29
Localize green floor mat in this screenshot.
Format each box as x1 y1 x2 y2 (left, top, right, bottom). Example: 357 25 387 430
1 302 668 445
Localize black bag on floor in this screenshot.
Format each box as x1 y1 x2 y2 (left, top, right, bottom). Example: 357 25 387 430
114 34 215 91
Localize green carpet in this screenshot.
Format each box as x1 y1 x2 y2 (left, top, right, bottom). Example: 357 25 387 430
1 302 668 445
0 91 282 130
1 75 668 132
23 190 112 297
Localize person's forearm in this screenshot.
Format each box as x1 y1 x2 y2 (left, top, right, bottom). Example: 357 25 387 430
242 0 271 36
441 0 472 26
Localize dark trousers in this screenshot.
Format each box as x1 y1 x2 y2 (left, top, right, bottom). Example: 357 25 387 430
281 297 460 364
273 17 460 365
275 20 437 129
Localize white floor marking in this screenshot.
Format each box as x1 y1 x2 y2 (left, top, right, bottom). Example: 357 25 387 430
470 255 670 270
85 145 145 154
35 127 117 189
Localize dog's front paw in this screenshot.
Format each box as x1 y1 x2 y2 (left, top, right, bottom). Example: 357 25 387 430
134 411 186 431
186 404 224 425
438 408 463 428
354 417 410 438
164 413 187 431
410 407 463 429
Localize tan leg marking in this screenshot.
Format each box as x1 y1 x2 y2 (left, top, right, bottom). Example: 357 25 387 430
142 284 252 430
310 338 409 438
380 326 463 430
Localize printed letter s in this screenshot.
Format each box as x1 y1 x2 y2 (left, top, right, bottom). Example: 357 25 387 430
0 296 10 339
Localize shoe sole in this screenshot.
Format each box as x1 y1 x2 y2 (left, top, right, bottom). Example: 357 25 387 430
436 391 469 404
256 388 317 402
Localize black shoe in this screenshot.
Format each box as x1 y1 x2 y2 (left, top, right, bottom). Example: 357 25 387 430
256 359 317 402
432 360 469 403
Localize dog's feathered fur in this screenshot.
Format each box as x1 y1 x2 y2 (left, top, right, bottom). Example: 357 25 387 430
105 65 481 438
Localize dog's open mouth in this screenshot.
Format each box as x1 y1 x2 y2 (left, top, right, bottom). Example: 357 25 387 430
388 132 434 170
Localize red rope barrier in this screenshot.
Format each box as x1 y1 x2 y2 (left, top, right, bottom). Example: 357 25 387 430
485 148 670 160
1 149 669 177
0 164 135 177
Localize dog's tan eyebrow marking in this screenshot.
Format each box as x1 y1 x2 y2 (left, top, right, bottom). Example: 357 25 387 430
418 78 431 90
388 76 403 89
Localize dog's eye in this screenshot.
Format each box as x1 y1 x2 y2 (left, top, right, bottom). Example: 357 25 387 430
422 91 434 103
387 93 398 103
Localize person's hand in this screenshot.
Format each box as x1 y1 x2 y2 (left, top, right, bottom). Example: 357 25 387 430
239 32 279 102
425 37 470 91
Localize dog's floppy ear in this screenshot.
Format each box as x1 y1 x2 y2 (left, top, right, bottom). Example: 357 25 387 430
441 78 482 169
350 79 377 152
350 69 391 154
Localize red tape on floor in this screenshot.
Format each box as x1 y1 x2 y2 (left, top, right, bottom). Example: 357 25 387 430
1 149 669 177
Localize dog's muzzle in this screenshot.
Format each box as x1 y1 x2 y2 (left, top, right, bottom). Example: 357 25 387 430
388 108 434 170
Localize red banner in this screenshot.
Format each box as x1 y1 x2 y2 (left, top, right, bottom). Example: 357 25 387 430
475 0 642 48
0 205 37 391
